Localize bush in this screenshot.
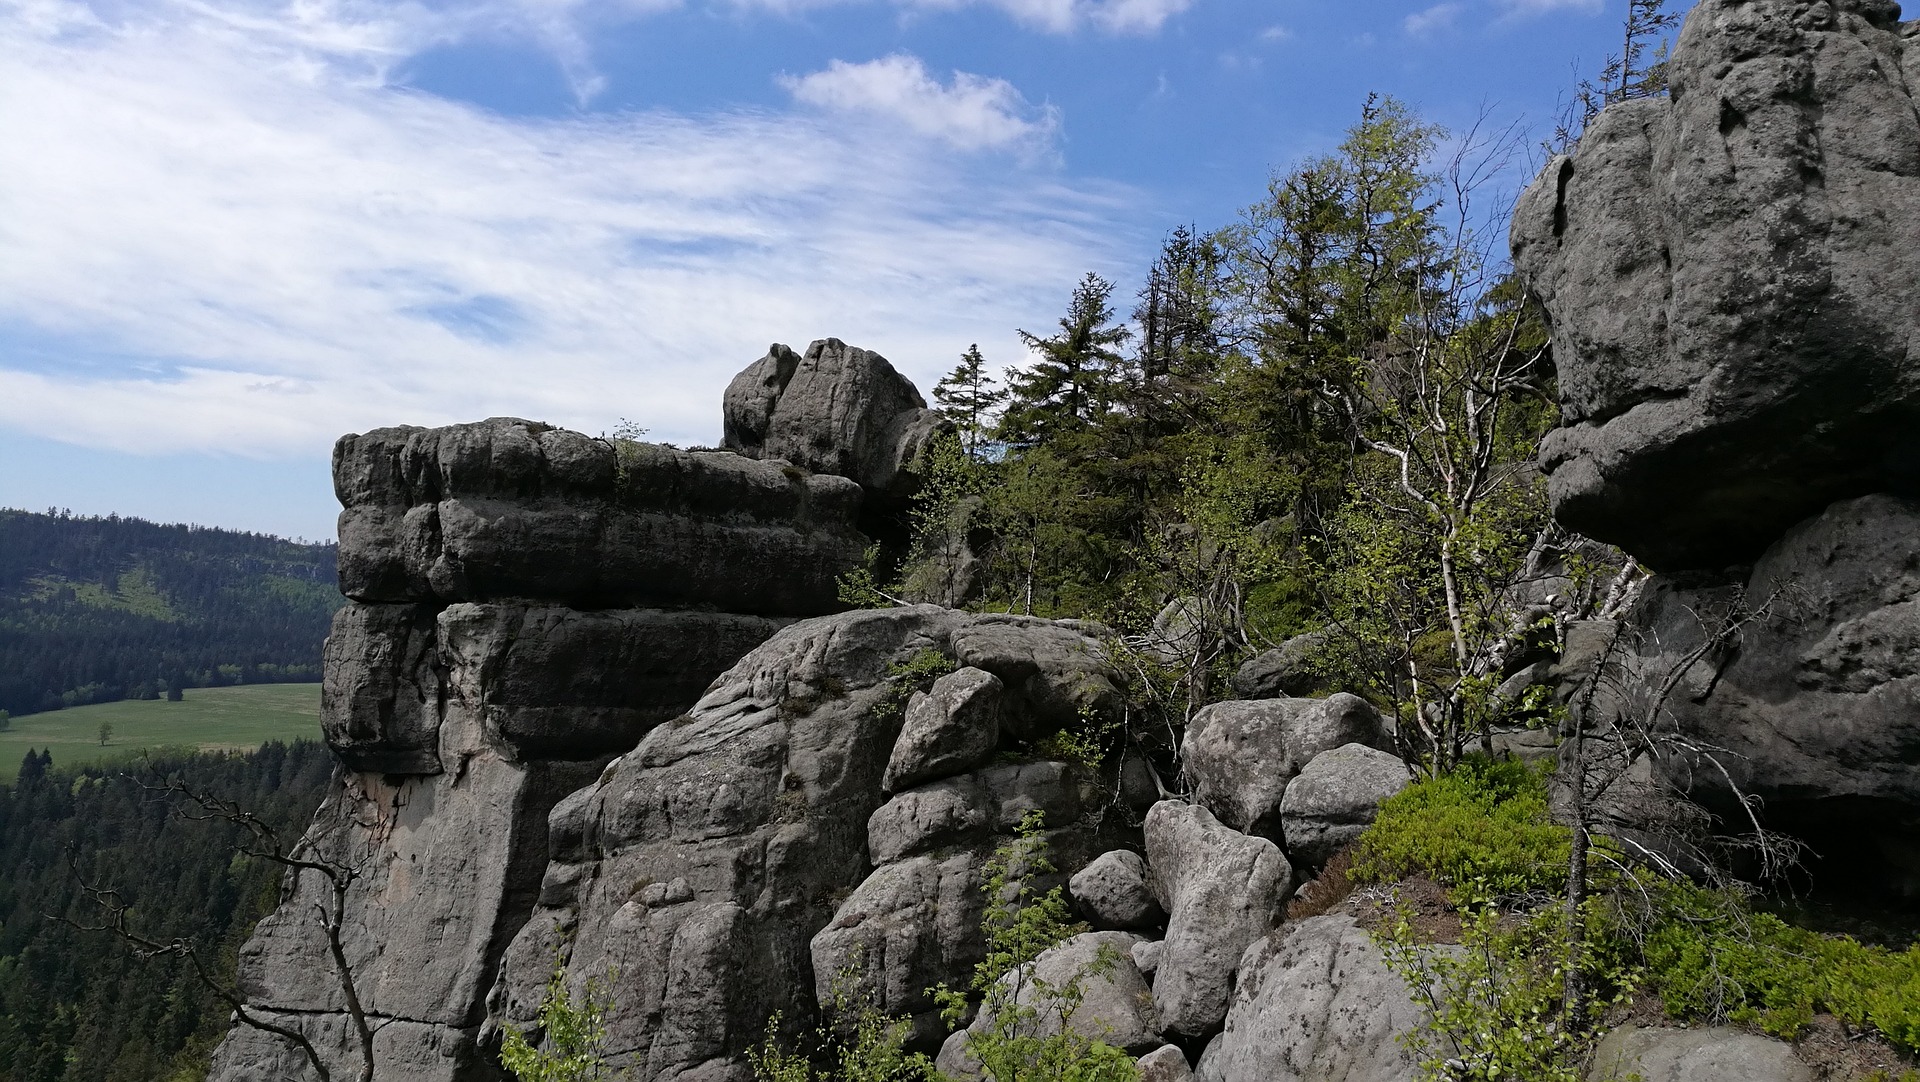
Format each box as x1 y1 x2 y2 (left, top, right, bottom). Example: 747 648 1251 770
1351 756 1570 906
500 961 617 1082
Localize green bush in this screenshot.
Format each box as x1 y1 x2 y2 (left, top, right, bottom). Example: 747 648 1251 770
751 967 940 1082
500 961 618 1082
1640 881 1920 1051
1351 756 1570 906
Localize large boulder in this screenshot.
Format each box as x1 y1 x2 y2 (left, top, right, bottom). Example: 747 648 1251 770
1144 801 1292 1038
1586 1026 1812 1082
1511 0 1920 571
1632 494 1920 896
1069 850 1163 932
722 339 950 501
1278 743 1412 869
1181 695 1390 839
1230 631 1330 699
1194 914 1423 1082
865 761 1089 866
334 418 868 615
883 667 1003 793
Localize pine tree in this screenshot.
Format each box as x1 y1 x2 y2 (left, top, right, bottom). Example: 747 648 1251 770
932 345 1008 456
998 273 1132 446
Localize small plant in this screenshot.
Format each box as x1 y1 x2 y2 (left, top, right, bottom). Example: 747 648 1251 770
500 960 619 1082
1351 756 1570 907
932 811 1139 1082
839 545 905 610
751 963 939 1082
602 418 652 491
872 649 957 723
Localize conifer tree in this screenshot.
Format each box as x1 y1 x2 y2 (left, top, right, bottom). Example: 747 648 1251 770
998 273 1132 446
932 345 1008 456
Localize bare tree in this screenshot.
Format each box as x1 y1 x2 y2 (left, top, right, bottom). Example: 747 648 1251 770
63 777 391 1082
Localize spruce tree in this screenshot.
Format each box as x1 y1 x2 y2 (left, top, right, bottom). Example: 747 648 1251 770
932 345 1008 456
998 273 1132 446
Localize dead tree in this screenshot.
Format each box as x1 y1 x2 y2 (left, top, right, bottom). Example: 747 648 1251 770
63 777 390 1082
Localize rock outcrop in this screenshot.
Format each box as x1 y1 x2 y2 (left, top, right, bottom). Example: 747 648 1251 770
1586 1026 1812 1082
1181 695 1390 840
1511 0 1920 571
722 339 949 503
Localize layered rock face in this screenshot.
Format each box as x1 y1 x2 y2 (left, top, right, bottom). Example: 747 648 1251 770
210 417 868 1082
1512 0 1920 571
1516 0 1920 896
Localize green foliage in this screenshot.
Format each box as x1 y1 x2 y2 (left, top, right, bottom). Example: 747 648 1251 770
933 812 1139 1082
501 961 620 1082
750 966 940 1082
839 545 900 610
933 345 1008 457
1351 757 1571 907
0 509 340 719
0 742 333 1082
1378 902 1637 1082
870 649 957 724
1639 881 1920 1051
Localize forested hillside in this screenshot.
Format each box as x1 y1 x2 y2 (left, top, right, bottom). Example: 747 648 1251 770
0 741 334 1082
0 510 342 718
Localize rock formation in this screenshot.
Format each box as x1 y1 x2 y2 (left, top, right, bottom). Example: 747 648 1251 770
1512 0 1920 572
1514 0 1920 898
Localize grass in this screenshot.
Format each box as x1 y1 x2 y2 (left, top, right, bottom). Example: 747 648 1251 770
0 683 322 782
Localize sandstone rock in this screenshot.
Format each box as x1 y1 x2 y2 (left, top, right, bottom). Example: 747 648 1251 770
935 1029 983 1081
1230 631 1330 699
1194 914 1422 1082
1182 695 1389 839
1144 801 1292 1038
866 761 1087 867
948 615 1125 736
1130 939 1163 976
883 667 1003 792
1631 495 1920 895
1511 0 1920 570
959 931 1162 1056
722 339 950 501
1137 1044 1193 1082
1278 744 1412 869
1070 850 1163 931
811 851 990 1034
1586 1026 1811 1082
334 418 868 614
322 602 443 774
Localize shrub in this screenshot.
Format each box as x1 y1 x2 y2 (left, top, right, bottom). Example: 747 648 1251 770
500 961 618 1082
1351 756 1570 906
751 966 940 1082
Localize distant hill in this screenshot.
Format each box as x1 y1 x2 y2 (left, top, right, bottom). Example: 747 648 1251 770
0 509 342 718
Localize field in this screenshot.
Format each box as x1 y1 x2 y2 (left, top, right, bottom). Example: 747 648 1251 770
1 683 322 782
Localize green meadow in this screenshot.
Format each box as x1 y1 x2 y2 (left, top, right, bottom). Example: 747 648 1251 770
1 683 322 782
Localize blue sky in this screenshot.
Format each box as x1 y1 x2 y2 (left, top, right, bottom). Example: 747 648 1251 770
0 0 1673 541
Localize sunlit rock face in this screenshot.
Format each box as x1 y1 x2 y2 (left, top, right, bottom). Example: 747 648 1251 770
1513 0 1920 572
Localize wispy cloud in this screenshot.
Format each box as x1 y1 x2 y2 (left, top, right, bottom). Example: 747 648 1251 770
780 55 1059 152
0 1 1140 457
747 0 1196 35
1497 0 1603 14
1403 2 1463 36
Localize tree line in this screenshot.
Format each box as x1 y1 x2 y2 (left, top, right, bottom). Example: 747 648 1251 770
0 510 342 717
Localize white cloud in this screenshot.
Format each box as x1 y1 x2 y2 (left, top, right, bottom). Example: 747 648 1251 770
0 1 1140 458
1497 0 1602 14
745 0 1193 35
1258 24 1292 42
780 55 1059 151
1403 2 1462 36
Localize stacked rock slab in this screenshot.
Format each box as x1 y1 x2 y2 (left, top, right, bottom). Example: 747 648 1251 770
485 605 1139 1079
1512 0 1920 893
208 418 868 1082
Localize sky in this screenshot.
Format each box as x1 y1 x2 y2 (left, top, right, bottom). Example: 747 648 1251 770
0 0 1673 542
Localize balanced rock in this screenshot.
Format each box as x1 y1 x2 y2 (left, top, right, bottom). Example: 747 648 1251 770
1144 801 1292 1038
722 338 950 501
1069 850 1163 931
1278 744 1412 869
883 667 1003 792
1182 694 1389 839
1511 0 1920 570
1194 914 1423 1082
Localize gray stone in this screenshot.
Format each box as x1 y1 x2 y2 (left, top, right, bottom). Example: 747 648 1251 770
1278 744 1412 869
1631 495 1920 895
1144 801 1292 1038
322 602 443 774
811 852 991 1033
1130 939 1163 976
1586 1026 1812 1082
1511 0 1920 571
1194 914 1423 1082
1136 1044 1193 1082
722 339 951 501
961 931 1163 1056
1182 695 1390 838
948 615 1125 736
1069 850 1163 931
935 1029 983 1082
883 667 1003 792
1231 631 1330 699
866 761 1087 866
334 418 868 614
